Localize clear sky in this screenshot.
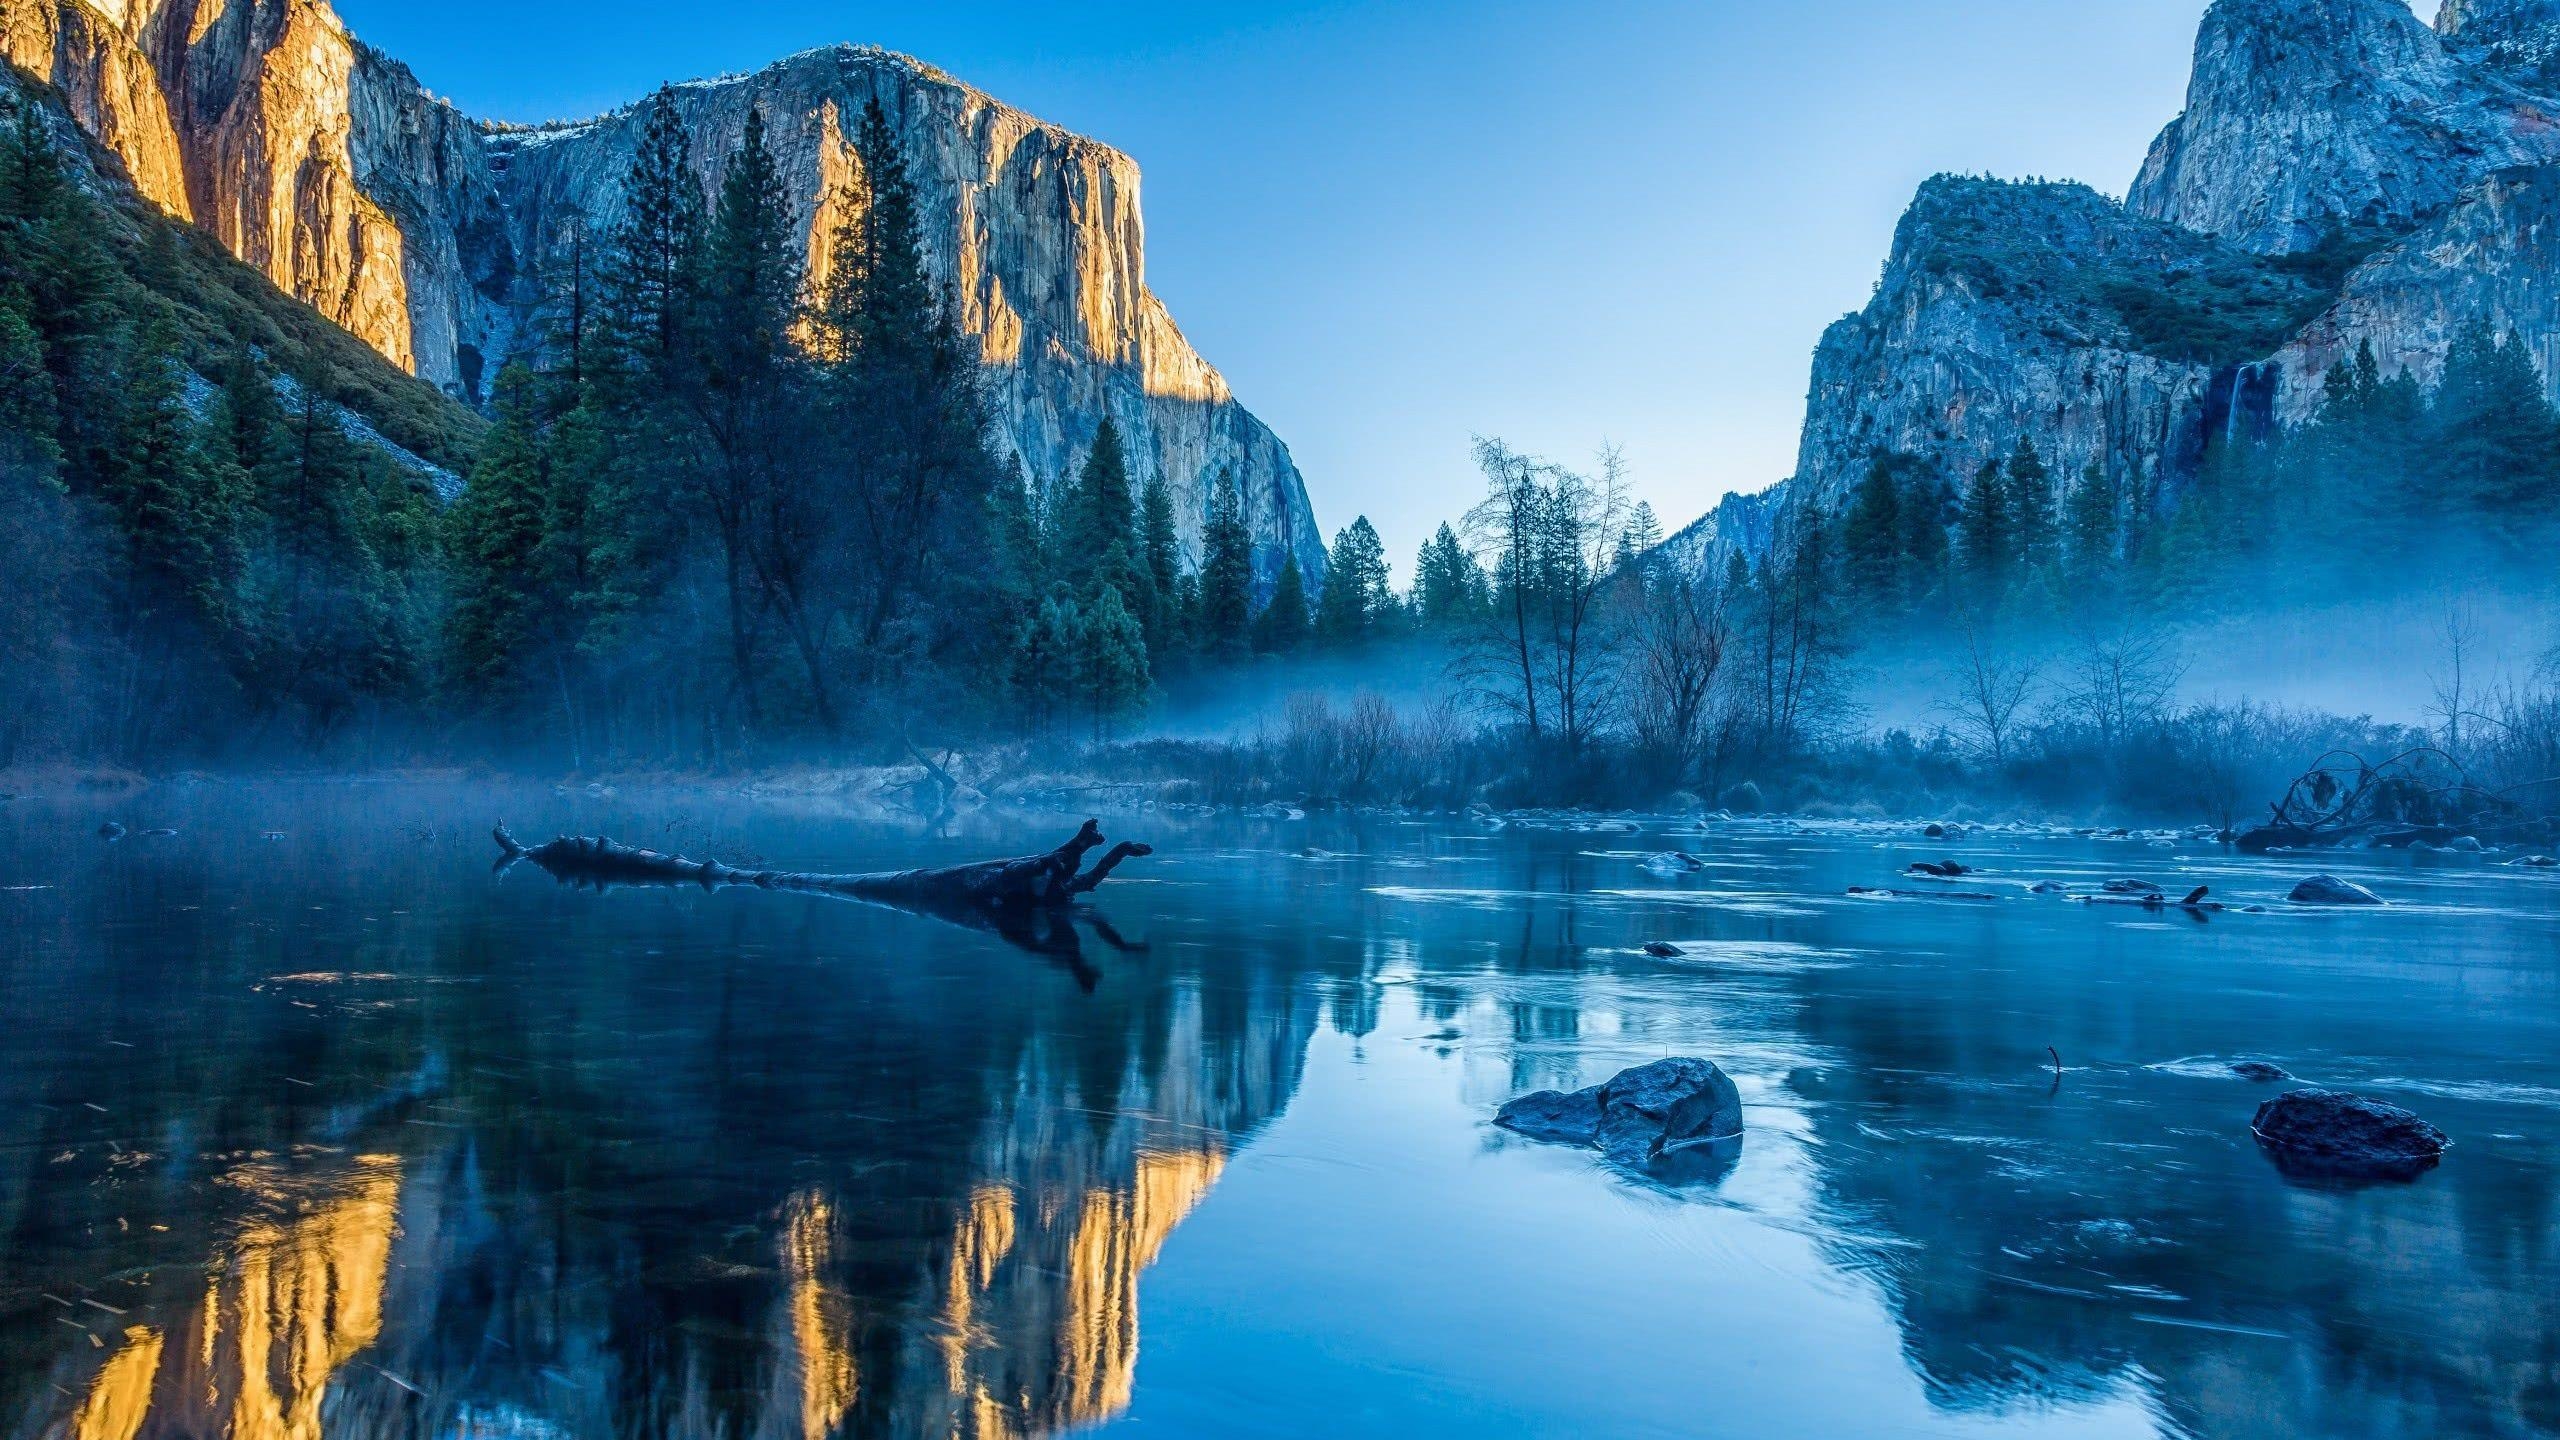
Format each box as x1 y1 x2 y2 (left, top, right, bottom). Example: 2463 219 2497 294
335 0 2435 567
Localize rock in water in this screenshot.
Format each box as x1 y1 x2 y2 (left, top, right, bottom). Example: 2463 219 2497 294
1494 1086 1603 1146
96 821 124 840
1496 1059 1745 1171
1641 942 1684 959
1641 852 1707 878
2288 874 2385 906
1595 1059 1745 1166
2230 1060 2292 1082
2251 1088 2448 1181
2103 877 2166 896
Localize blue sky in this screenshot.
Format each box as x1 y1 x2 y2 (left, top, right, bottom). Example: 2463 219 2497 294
338 1 2433 565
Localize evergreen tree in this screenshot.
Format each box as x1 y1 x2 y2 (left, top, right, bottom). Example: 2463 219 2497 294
1065 417 1152 618
0 290 61 478
1013 592 1081 743
814 96 1009 700
601 87 703 373
448 365 553 701
1839 452 1909 614
1412 522 1484 628
1196 467 1254 660
1137 471 1181 658
2062 461 2121 591
1316 515 1390 643
2431 322 2560 524
1075 584 1150 741
1956 456 2014 608
1254 558 1311 655
2004 436 2057 582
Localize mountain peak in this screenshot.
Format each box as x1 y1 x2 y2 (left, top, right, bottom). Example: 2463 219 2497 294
2128 0 2560 251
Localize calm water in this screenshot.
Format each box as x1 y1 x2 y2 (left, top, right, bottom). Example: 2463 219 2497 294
3 786 2557 1440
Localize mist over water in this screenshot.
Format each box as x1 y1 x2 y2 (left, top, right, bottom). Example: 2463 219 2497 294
4 784 2555 1438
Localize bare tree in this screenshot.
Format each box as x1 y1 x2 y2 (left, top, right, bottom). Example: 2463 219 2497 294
1623 569 1734 787
2058 622 2185 750
1935 620 2040 764
2427 601 2479 762
1457 438 1632 755
1737 497 1855 757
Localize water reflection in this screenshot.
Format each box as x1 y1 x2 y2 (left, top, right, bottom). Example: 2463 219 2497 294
3 792 2557 1438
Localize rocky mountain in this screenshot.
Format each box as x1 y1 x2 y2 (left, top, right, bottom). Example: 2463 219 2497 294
0 0 1326 582
1667 0 2560 562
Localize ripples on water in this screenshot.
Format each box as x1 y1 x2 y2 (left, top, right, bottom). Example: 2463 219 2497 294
1 788 2556 1438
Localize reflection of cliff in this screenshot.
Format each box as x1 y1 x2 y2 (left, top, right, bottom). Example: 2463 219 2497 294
37 1153 404 1440
882 987 1278 1438
8 839 1324 1440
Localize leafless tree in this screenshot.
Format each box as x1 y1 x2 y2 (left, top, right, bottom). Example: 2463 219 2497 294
1623 569 1734 787
2057 622 2185 750
1935 620 2040 764
1456 438 1632 755
2427 601 2479 762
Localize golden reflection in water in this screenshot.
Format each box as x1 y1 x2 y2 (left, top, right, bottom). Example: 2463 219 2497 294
1055 1148 1225 1426
941 1183 1020 1394
71 1326 162 1440
784 1188 859 1440
195 1153 403 1440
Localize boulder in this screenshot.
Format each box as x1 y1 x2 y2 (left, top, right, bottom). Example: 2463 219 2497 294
2230 1060 2291 1082
2512 855 2559 868
2103 877 2165 896
1496 1058 1744 1169
2445 835 2485 854
1641 942 1684 958
1494 1086 1603 1145
1596 1059 1745 1165
2287 874 2385 906
1641 851 1708 878
1923 823 1948 838
2251 1088 2448 1182
96 821 123 840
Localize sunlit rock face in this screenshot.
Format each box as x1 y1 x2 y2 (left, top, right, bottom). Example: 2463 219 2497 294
4 2 1324 580
2128 0 2560 253
490 47 1325 581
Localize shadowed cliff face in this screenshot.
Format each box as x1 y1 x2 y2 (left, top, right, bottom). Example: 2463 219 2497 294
2 1 1326 582
1675 0 2560 565
2127 0 2560 254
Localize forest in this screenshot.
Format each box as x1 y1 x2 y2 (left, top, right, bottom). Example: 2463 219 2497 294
4 83 2559 828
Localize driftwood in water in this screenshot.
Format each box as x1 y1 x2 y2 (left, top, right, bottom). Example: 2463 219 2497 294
493 819 1154 990
492 818 1151 908
2237 747 2557 853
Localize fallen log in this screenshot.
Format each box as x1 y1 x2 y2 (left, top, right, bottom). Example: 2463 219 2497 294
492 818 1151 909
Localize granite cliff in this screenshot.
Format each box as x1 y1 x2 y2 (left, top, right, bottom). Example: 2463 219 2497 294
0 0 1325 580
1668 0 2560 564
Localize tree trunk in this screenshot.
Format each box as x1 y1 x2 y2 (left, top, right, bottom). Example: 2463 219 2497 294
493 818 1151 910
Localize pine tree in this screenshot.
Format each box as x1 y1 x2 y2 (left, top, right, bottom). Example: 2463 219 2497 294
1412 522 1484 628
1196 467 1254 660
1076 585 1150 741
2431 322 2560 524
448 365 553 701
1839 452 1908 614
1013 592 1080 742
1136 472 1182 659
1066 417 1151 610
1254 557 1311 655
0 290 61 478
2004 436 2057 582
602 87 703 373
1956 456 2014 609
1316 515 1389 643
2062 461 2120 592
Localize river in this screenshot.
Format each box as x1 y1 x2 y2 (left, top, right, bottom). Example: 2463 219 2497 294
2 785 2555 1438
